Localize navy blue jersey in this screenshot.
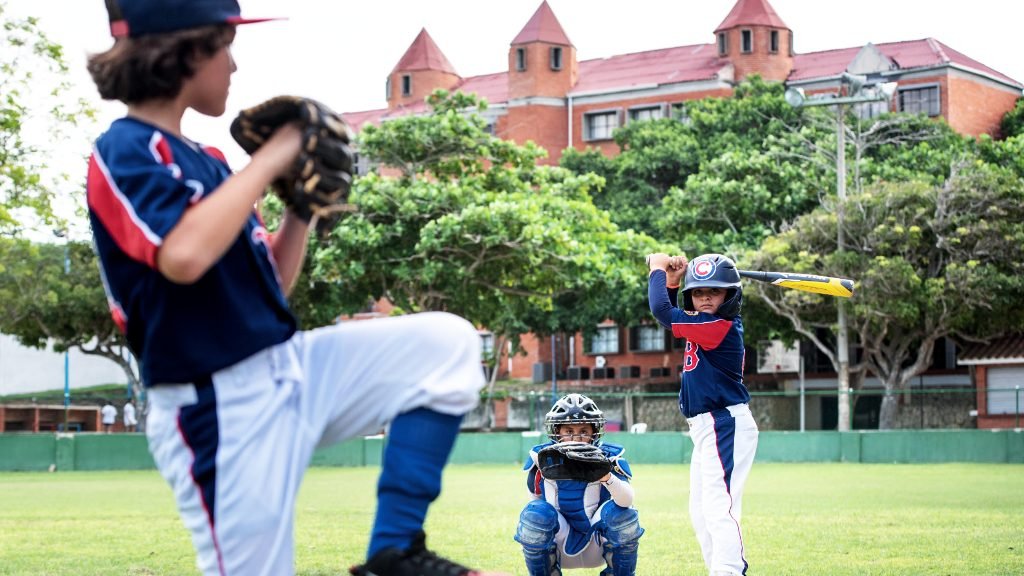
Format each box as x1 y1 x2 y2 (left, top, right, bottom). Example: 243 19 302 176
648 270 748 417
87 117 296 386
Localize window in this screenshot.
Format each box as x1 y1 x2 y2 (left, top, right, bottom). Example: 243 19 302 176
480 332 495 360
717 32 728 56
352 152 364 177
583 110 619 141
629 105 663 123
770 30 779 53
629 325 668 352
741 29 753 53
898 85 940 116
550 46 562 70
516 47 526 71
385 77 392 99
670 102 690 124
401 74 412 97
854 99 890 120
586 326 620 354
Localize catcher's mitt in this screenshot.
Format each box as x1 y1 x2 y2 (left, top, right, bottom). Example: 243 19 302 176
230 95 354 226
537 442 612 483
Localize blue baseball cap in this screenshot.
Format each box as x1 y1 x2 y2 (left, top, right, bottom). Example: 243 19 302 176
106 0 282 38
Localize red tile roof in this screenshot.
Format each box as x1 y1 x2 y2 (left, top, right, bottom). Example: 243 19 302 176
790 38 1021 86
715 0 789 32
572 44 724 94
512 0 572 46
349 34 1021 129
959 335 1024 364
392 28 458 75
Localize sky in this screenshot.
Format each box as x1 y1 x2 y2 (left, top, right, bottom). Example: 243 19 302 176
7 0 1024 177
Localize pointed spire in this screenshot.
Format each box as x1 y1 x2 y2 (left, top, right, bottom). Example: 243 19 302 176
512 1 572 46
392 28 457 74
715 0 788 32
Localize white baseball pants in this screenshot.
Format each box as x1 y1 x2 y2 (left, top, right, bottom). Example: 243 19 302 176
687 403 759 576
145 312 485 576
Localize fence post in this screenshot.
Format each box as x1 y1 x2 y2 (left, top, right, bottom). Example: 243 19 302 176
1016 386 1020 429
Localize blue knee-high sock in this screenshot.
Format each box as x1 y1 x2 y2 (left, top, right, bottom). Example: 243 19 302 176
367 407 463 557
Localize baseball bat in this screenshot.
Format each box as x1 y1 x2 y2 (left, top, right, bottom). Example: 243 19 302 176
644 255 855 298
736 270 855 298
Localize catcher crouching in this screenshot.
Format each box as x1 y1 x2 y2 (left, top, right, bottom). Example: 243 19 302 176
515 394 644 576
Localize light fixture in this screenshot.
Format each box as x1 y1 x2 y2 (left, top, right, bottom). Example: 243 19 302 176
784 87 805 108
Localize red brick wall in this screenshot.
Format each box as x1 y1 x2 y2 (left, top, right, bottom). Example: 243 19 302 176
508 43 577 100
722 26 793 82
388 69 461 110
502 105 569 165
946 76 1020 137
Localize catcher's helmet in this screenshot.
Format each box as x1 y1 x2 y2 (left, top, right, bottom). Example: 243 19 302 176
545 393 606 444
683 253 743 319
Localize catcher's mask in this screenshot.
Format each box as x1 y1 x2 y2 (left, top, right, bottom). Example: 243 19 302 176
545 393 606 445
683 253 743 319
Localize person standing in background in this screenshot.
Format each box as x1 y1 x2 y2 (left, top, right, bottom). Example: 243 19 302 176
101 401 117 433
123 398 138 432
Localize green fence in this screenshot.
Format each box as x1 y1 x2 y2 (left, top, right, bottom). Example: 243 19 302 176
2 429 1021 472
486 387 1008 433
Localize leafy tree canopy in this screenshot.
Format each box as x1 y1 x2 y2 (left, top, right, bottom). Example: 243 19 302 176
1 3 95 236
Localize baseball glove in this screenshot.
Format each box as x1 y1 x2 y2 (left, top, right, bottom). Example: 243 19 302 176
230 95 354 225
537 442 612 483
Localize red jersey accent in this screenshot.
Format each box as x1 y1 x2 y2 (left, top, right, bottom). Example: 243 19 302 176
87 155 161 268
672 318 733 350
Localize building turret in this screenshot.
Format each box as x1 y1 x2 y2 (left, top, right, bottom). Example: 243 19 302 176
387 28 461 110
714 0 793 82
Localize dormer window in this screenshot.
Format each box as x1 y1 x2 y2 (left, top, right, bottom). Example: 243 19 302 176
516 47 527 71
401 74 412 97
770 30 779 53
717 32 728 56
550 46 563 71
741 29 753 53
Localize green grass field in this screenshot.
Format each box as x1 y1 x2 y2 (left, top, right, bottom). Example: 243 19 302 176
1 463 1021 575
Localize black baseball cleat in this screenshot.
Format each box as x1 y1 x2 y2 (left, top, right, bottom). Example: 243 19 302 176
349 531 505 576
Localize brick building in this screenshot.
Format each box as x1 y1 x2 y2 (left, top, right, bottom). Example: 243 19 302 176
340 0 1023 389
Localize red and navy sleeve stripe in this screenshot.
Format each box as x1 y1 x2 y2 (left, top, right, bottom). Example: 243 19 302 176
87 150 164 268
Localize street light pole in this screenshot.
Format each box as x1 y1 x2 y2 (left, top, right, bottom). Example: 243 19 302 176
834 103 852 432
63 237 71 432
785 74 896 432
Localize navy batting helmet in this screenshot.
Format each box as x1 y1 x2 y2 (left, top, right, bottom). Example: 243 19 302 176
682 253 742 319
544 393 606 445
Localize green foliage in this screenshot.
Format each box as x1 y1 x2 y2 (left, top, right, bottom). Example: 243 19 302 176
999 97 1024 139
560 76 815 244
748 161 1024 426
314 91 667 340
1 3 96 235
856 114 972 186
0 236 138 392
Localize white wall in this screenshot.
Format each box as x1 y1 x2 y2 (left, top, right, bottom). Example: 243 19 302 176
0 333 132 395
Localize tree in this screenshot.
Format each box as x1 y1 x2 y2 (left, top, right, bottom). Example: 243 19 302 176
998 98 1024 139
749 160 1024 428
0 237 140 403
1 3 95 235
312 91 666 420
560 77 815 242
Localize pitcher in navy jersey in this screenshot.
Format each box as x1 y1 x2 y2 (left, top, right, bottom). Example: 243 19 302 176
85 2 505 575
647 253 759 576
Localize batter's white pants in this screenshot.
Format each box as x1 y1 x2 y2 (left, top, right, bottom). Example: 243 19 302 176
145 312 485 576
687 403 758 576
